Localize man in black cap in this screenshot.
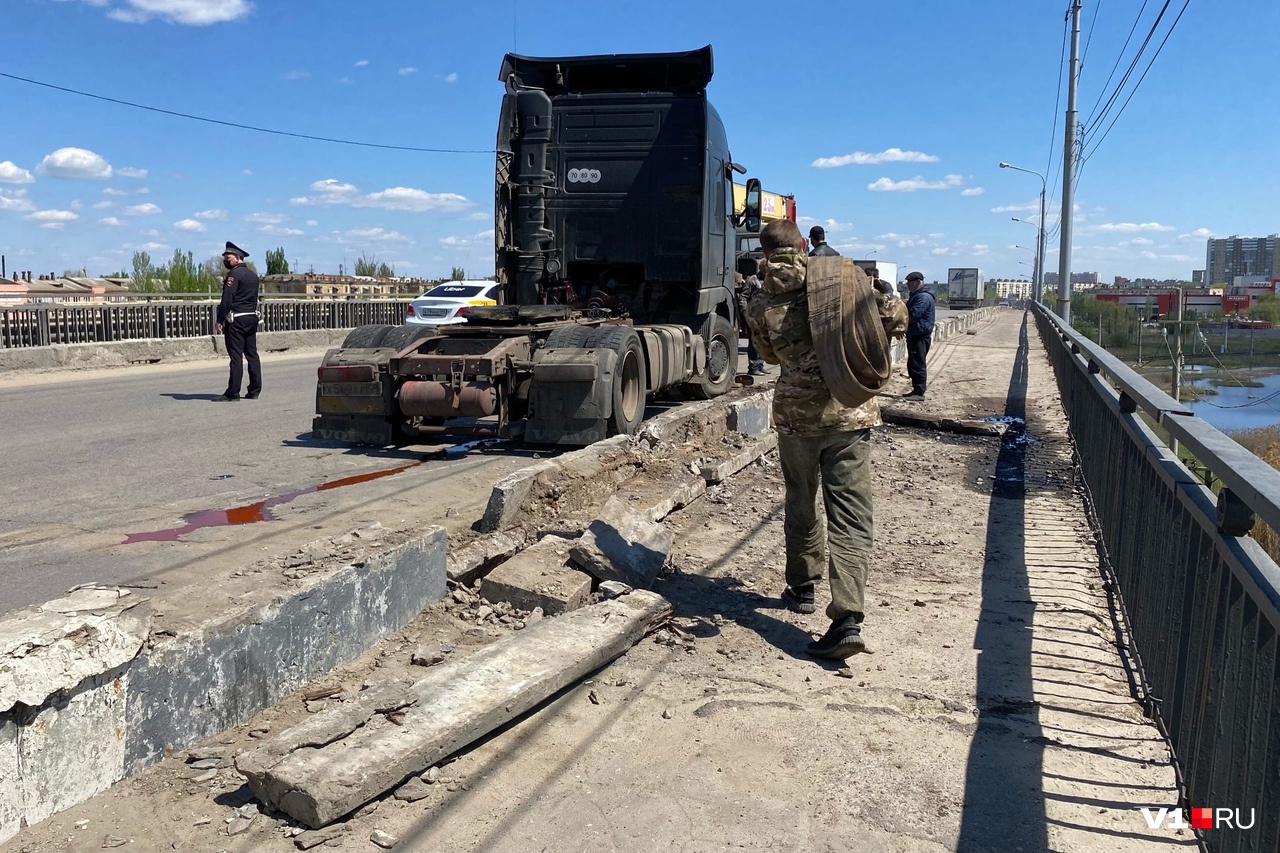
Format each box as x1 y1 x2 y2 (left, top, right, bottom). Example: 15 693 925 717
213 241 261 402
903 271 935 399
807 225 840 258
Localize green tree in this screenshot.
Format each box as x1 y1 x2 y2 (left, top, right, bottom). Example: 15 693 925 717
131 250 157 292
1249 294 1280 325
450 266 467 281
199 256 224 294
355 253 379 276
265 247 290 276
164 248 221 293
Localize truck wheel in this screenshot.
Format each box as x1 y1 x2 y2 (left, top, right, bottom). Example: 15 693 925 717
687 313 737 399
378 324 438 351
586 326 647 437
544 324 594 349
341 324 394 349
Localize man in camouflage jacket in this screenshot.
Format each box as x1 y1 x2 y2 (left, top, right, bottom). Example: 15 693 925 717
746 219 907 659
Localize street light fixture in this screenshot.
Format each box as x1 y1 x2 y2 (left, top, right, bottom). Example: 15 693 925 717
998 162 1048 309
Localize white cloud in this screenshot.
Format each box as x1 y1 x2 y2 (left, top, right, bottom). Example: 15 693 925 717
1126 237 1155 245
343 227 411 243
437 72 459 83
174 218 205 232
971 244 989 256
1162 254 1194 263
100 216 123 226
1140 250 1158 259
1091 222 1175 233
929 233 945 239
102 187 128 196
41 222 67 230
339 77 353 85
193 208 227 220
1178 227 1214 240
141 229 160 237
0 161 34 184
138 241 169 251
245 211 285 224
355 59 369 67
36 147 113 180
93 200 115 209
121 202 162 216
291 178 472 212
868 174 964 192
465 211 489 221
284 69 309 80
961 187 986 196
93 0 252 25
930 247 951 256
305 219 317 226
261 225 304 236
398 66 418 76
989 201 1039 213
134 186 151 194
70 199 84 210
116 166 148 178
26 209 79 223
242 169 253 176
811 148 940 168
2 189 38 212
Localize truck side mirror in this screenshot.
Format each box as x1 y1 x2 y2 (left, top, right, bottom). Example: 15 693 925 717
743 178 762 234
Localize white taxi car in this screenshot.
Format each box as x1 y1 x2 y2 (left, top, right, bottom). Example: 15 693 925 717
404 280 500 326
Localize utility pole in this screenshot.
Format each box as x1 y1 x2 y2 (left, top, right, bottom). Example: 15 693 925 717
1172 285 1184 404
1137 312 1142 363
1057 0 1082 325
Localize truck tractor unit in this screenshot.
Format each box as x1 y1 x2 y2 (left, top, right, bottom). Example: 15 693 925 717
313 46 765 447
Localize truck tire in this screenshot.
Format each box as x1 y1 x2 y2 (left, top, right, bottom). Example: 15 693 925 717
378 324 438 352
686 313 737 399
586 325 647 437
544 324 595 349
341 324 394 349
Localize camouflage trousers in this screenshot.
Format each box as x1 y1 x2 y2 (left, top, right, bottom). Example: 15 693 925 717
777 429 873 622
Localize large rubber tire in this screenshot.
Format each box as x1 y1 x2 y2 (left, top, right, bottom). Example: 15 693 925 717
341 324 394 349
586 325 647 437
544 324 595 349
686 313 738 399
378 324 438 352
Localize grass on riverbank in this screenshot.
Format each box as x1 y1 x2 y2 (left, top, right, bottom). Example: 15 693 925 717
1230 426 1280 563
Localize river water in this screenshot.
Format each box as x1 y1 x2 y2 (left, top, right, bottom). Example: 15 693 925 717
1184 370 1280 433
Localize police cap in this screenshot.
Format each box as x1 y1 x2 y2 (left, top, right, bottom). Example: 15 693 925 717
223 241 249 259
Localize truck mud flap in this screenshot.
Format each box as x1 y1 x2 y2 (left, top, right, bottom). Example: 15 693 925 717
524 348 616 446
315 347 397 418
311 414 395 445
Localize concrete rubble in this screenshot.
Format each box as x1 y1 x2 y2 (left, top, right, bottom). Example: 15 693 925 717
479 535 593 615
569 496 675 589
235 591 673 828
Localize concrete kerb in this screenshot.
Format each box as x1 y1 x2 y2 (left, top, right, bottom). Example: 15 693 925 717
0 527 447 845
0 328 352 375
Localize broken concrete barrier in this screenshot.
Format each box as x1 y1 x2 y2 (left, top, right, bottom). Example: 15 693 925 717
569 496 673 589
698 433 779 484
478 535 593 615
235 590 672 828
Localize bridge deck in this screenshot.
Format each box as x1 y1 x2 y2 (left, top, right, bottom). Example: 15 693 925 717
0 311 1196 853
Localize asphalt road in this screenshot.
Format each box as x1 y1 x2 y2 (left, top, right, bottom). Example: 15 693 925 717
0 351 546 616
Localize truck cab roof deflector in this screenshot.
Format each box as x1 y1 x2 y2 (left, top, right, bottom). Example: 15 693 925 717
499 45 713 94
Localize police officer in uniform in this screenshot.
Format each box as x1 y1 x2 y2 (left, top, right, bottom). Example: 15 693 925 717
213 241 261 402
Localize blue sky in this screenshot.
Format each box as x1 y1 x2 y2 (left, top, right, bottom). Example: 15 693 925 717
2 0 1276 283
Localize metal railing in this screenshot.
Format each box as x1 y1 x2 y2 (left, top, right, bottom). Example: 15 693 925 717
1032 303 1280 853
0 300 408 348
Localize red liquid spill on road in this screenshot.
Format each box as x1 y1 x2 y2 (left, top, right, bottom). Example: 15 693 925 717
122 461 422 544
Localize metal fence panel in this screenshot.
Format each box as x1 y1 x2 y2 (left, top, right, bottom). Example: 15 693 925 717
1032 304 1279 853
0 300 409 348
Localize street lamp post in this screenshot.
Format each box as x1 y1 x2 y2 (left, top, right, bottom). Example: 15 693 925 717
998 162 1047 308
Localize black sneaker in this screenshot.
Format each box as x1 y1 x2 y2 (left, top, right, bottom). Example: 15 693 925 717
213 393 240 402
781 584 816 614
245 393 260 399
806 617 866 659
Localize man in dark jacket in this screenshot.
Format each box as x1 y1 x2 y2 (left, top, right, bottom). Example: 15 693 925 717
903 270 935 398
807 225 840 258
213 241 261 402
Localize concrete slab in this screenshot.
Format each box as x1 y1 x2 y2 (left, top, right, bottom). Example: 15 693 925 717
0 715 19 844
569 497 673 589
446 530 529 585
698 433 779 484
479 536 592 616
235 591 672 828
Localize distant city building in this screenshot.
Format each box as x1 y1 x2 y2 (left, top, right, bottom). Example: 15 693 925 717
1192 269 1205 285
0 272 132 304
1205 235 1278 286
990 279 1033 300
261 273 438 298
1043 271 1100 287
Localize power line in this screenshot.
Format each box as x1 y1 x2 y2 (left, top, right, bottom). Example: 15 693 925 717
1043 11 1071 215
1082 0 1150 127
1081 0 1173 147
1080 0 1191 165
1081 0 1103 69
0 70 496 155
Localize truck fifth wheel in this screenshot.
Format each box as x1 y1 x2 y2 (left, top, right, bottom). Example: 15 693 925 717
313 46 764 446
